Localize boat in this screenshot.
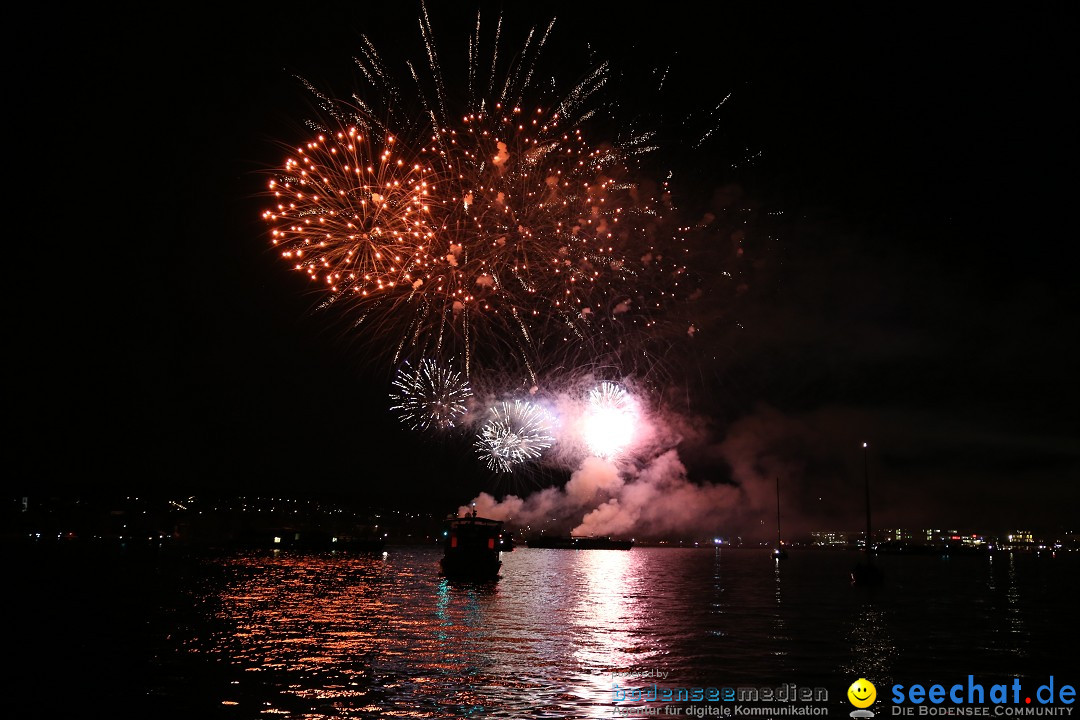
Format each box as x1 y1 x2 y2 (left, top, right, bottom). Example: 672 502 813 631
851 443 884 586
526 535 632 550
440 508 503 580
773 476 788 560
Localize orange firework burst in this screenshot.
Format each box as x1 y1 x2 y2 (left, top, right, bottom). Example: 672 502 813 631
259 5 703 391
263 129 438 298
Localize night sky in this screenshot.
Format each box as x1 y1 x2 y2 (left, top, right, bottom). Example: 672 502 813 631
12 3 1076 535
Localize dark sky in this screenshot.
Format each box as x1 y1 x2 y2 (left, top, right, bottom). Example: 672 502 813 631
11 3 1077 534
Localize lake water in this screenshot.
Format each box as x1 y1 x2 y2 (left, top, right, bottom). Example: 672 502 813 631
11 545 1078 719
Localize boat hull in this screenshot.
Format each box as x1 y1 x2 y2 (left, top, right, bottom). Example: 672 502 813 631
441 513 504 580
440 553 502 580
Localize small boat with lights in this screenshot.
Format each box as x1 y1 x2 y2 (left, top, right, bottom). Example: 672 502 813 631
440 508 503 580
526 535 632 550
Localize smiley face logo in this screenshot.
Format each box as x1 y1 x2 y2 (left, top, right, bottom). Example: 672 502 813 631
848 678 877 708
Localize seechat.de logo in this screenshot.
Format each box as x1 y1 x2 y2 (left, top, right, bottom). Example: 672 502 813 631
890 675 1076 713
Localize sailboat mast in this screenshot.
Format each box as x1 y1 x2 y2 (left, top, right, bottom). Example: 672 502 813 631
851 441 883 585
775 476 782 548
863 442 872 558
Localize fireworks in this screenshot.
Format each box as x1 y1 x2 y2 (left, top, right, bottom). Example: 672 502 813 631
582 382 639 459
475 399 555 472
389 359 472 431
259 5 699 390
258 5 752 478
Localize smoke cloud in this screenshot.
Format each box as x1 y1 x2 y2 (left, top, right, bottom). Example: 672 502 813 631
459 388 789 541
460 395 987 542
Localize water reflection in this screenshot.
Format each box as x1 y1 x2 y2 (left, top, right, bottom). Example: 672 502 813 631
203 552 392 715
571 549 639 664
568 549 646 718
770 557 791 659
194 550 508 717
194 548 671 717
841 600 897 696
987 552 1029 662
1004 553 1027 649
154 547 1077 718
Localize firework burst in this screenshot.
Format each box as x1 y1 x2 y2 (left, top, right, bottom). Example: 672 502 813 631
475 399 555 472
263 128 438 300
582 381 639 459
259 4 703 390
389 358 472 431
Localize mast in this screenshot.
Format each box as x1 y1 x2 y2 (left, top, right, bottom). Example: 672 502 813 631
863 442 872 561
851 441 882 584
775 476 782 549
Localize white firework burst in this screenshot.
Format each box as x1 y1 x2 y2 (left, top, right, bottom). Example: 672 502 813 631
389 359 472 431
475 399 555 472
582 381 638 459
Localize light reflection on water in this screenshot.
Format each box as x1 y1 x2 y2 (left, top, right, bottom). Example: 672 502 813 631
154 547 1078 718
